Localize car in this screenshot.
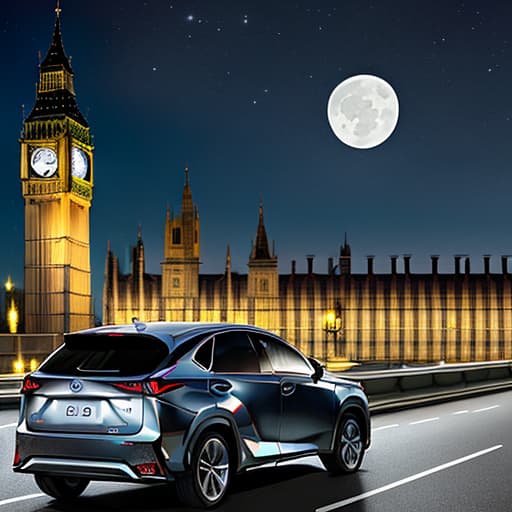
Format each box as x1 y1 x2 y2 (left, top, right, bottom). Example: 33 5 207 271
13 321 370 508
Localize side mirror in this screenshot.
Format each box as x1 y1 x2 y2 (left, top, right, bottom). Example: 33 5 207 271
308 357 325 382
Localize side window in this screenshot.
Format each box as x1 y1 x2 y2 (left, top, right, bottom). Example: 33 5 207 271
194 338 213 370
257 335 311 375
248 334 273 373
212 332 260 373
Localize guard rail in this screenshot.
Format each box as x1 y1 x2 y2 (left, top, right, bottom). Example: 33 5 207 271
1 361 511 412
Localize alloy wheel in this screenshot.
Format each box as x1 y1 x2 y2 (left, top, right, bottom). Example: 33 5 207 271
196 436 230 502
340 418 363 470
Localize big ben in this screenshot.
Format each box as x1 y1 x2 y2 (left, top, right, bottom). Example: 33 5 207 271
20 4 93 333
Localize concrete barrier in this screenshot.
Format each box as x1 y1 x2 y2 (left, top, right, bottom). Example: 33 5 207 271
0 334 62 375
1 361 511 413
338 360 512 412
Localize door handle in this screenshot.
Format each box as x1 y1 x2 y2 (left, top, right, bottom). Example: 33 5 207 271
210 381 232 395
281 382 296 396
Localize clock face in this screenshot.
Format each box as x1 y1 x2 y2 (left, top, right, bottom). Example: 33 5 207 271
71 147 89 180
30 147 58 178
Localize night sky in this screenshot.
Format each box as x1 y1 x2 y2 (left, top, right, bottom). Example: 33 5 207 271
2 1 512 318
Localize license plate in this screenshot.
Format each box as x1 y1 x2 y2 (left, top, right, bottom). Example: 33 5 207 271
64 403 96 420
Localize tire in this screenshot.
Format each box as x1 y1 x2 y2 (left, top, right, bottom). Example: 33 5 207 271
176 431 232 509
321 413 365 474
34 474 89 500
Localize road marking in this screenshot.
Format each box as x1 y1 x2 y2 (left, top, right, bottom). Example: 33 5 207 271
453 410 469 415
373 424 399 432
473 405 499 413
315 445 503 512
409 417 439 425
0 493 45 508
0 422 16 430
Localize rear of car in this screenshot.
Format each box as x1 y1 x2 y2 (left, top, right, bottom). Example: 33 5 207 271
13 322 370 509
13 331 182 486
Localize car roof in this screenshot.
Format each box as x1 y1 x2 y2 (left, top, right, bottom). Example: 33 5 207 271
71 322 272 347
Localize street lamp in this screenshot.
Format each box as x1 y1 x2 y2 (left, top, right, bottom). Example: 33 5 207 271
5 275 19 334
323 301 343 362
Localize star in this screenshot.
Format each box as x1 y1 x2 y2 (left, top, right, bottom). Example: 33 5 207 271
186 15 194 22
152 66 158 72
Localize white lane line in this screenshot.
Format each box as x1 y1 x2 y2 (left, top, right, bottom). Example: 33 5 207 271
453 410 469 415
409 417 439 425
0 493 45 508
315 444 503 512
373 424 399 432
0 422 16 430
473 405 499 413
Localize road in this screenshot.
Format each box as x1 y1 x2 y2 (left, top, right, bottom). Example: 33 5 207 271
0 391 510 512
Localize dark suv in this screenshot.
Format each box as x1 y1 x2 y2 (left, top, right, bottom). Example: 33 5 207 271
13 322 370 508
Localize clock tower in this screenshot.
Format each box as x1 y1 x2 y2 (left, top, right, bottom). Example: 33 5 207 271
20 5 94 333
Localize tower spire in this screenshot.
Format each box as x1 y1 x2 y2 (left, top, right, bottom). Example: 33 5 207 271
26 0 88 128
185 163 190 187
41 0 72 74
250 199 272 260
182 164 193 213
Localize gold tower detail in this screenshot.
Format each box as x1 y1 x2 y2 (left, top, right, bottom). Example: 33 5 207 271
161 167 200 321
247 203 279 330
20 7 94 333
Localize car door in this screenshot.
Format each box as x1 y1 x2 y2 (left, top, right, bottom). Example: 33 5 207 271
253 334 335 453
210 331 281 457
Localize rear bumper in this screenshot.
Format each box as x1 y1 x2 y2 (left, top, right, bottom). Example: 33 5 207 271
15 456 167 483
13 425 168 482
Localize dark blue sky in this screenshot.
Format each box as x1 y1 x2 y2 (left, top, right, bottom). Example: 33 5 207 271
2 1 512 317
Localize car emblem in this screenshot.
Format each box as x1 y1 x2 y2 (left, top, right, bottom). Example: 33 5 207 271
70 379 83 393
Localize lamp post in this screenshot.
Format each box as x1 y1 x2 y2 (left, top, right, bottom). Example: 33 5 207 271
323 301 343 362
5 276 19 334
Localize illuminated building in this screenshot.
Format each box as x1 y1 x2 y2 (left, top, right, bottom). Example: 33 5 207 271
20 6 94 333
103 173 512 362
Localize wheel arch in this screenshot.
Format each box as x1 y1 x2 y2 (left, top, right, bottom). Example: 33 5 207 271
331 397 371 451
183 415 242 472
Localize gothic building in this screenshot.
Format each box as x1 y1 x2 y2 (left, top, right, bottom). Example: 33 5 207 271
21 6 94 333
103 172 512 363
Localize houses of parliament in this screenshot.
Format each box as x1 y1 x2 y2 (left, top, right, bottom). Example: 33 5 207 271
102 168 512 363
20 5 512 363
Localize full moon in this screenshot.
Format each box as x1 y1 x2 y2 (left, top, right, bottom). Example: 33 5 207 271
327 74 399 149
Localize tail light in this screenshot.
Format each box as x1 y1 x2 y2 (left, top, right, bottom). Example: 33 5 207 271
145 380 183 395
112 382 144 393
21 376 40 393
13 446 20 466
136 462 160 476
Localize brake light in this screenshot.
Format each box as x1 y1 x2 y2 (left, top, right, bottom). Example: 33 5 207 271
13 446 20 466
146 380 183 395
136 462 160 476
112 382 144 393
21 376 40 393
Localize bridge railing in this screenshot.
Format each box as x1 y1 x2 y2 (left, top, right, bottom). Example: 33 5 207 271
338 360 512 411
2 361 511 411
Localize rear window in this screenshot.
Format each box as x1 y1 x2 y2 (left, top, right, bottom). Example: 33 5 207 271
39 334 169 377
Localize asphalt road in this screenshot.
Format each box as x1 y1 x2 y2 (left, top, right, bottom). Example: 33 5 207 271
0 391 510 512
